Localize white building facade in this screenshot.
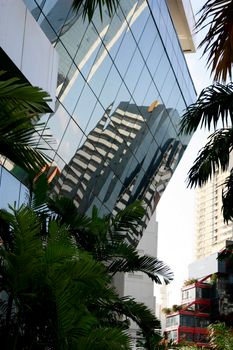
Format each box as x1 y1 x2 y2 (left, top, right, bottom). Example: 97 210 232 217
195 157 233 259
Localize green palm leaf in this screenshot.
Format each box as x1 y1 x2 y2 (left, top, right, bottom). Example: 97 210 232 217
48 195 91 229
208 322 233 349
0 205 134 348
106 296 161 340
196 0 233 82
78 327 131 350
93 296 161 349
0 112 51 172
179 83 233 135
187 128 233 188
0 71 51 113
72 0 120 21
222 169 233 222
107 241 173 284
110 200 145 239
0 206 43 300
47 196 173 284
0 71 52 173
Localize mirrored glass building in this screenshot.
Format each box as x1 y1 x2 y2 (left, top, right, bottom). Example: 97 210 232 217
53 102 185 243
0 0 196 242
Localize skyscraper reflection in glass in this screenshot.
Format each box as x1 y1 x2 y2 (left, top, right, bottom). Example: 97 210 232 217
53 102 185 243
1 0 196 242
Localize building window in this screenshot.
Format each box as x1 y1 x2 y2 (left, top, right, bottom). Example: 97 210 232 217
166 315 179 327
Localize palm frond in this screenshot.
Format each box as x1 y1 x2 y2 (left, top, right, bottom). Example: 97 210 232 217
94 296 161 349
208 322 233 349
47 197 172 284
45 221 76 264
0 140 50 174
0 209 15 249
28 172 50 212
0 73 53 173
78 327 131 350
0 71 51 113
179 82 233 135
93 240 136 262
0 206 43 295
72 0 120 22
110 296 161 335
108 242 173 284
88 206 109 239
222 168 233 222
54 282 97 345
196 0 233 82
48 195 91 229
0 206 141 349
46 221 111 293
136 329 162 350
187 128 233 188
0 108 52 172
111 200 145 239
46 240 120 347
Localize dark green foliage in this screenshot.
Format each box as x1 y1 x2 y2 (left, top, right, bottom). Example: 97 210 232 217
172 304 182 312
136 330 162 350
111 297 160 334
0 206 132 349
208 322 233 349
0 71 51 112
49 195 173 284
0 202 165 349
187 128 233 187
72 0 120 21
196 0 233 82
0 65 169 347
0 71 52 174
162 307 171 315
180 83 233 222
180 1 233 223
179 83 233 135
222 170 233 222
183 278 198 286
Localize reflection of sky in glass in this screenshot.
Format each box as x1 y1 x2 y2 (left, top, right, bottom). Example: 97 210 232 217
57 118 83 164
48 104 70 151
48 0 195 169
53 101 187 233
0 167 24 209
3 0 196 212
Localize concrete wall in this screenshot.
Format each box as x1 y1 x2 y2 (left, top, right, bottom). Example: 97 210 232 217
0 0 58 110
123 216 158 348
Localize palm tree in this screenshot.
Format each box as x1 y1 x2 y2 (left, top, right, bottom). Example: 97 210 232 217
0 71 52 175
0 205 130 349
180 85 233 223
180 0 233 223
30 193 171 348
0 204 162 349
196 0 233 82
208 322 233 349
48 195 173 285
72 0 119 21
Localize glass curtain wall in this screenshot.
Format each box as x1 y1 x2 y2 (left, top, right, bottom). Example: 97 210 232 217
1 0 196 241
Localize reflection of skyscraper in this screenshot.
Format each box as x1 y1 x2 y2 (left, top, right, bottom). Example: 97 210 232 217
53 102 185 242
1 1 196 345
1 0 196 222
28 0 148 97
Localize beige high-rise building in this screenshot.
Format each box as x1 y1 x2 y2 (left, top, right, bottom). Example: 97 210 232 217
195 160 233 260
